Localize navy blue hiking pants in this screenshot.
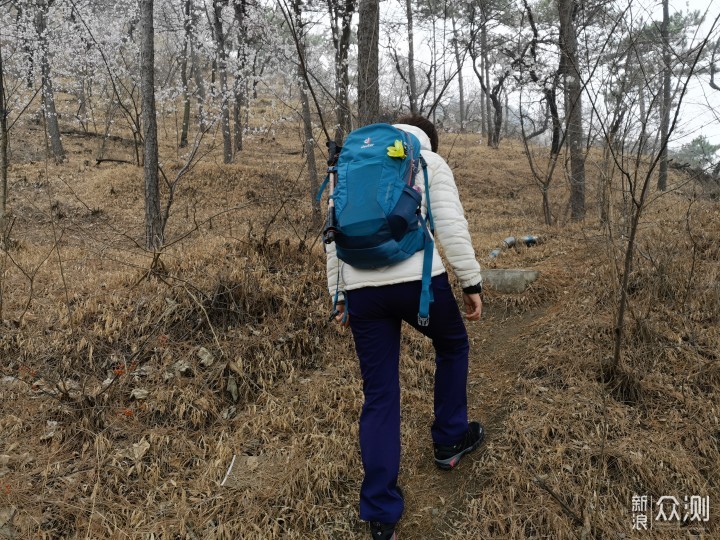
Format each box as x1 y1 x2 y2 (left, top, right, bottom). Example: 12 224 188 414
346 272 470 524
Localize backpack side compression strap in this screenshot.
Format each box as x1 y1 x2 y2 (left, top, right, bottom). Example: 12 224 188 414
316 172 331 201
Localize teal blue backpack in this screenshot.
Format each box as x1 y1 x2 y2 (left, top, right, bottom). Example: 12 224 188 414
318 123 435 325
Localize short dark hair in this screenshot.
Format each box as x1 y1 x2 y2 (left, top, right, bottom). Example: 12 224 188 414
395 114 439 152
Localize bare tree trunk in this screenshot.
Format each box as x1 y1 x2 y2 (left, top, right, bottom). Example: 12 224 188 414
600 142 613 226
233 97 242 153
405 0 418 114
35 2 65 163
251 52 266 100
542 187 552 226
481 19 491 143
504 91 509 138
179 0 192 148
558 0 585 221
0 44 8 233
291 0 320 225
431 15 437 124
658 0 670 191
451 16 465 132
608 165 656 377
192 52 207 131
547 81 562 156
357 0 380 126
479 49 486 138
469 23 507 148
330 0 355 143
140 0 163 250
637 82 647 141
600 87 627 226
15 8 35 90
710 38 720 91
71 10 91 133
233 0 247 155
489 88 503 147
76 79 88 132
300 79 320 226
520 0 565 226
212 0 232 163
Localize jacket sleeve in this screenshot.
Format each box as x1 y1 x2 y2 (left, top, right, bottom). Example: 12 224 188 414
325 240 346 302
425 153 482 288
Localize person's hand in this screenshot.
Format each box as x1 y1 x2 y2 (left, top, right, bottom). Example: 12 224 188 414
334 302 350 327
462 293 482 321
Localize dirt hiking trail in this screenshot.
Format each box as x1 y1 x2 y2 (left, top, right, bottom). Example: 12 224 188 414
219 296 550 539
392 303 549 540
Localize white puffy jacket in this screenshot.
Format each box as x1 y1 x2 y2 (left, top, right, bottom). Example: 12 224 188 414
326 123 482 299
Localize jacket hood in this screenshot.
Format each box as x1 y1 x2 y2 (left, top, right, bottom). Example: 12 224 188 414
393 123 432 152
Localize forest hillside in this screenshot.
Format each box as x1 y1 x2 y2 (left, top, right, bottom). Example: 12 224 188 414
0 117 718 538
1 0 719 536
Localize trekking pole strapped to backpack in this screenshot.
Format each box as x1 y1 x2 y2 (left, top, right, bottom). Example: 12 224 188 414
321 141 342 244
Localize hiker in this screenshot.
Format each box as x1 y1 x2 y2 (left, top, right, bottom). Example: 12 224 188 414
323 114 485 540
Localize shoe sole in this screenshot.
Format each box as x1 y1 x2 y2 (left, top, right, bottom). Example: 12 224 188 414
434 429 485 470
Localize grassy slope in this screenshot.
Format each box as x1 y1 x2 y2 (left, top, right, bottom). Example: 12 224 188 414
0 118 718 539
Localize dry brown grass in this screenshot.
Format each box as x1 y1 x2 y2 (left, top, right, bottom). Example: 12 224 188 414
0 113 718 539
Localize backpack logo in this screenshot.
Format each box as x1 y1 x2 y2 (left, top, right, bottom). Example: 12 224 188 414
361 137 374 149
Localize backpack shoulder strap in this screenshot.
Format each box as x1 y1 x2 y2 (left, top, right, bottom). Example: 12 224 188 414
417 153 434 326
420 155 433 232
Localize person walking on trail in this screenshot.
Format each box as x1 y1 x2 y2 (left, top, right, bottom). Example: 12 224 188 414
324 114 486 539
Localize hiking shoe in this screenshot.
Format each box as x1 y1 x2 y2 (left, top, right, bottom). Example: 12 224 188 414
433 421 485 470
369 487 402 539
370 522 396 539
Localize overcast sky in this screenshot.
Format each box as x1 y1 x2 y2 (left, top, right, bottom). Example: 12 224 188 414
658 0 719 148
378 0 720 151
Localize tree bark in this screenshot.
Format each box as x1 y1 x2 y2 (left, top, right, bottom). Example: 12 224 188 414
0 44 8 233
451 16 465 132
710 39 720 91
300 77 320 226
542 187 552 226
232 96 242 154
479 50 486 138
481 17 491 143
71 10 91 133
658 0 671 191
357 0 380 126
292 0 320 225
558 0 585 221
179 0 192 148
192 52 207 131
233 0 247 155
212 0 232 163
328 0 355 143
14 7 35 89
140 0 163 250
76 78 88 132
405 0 418 114
339 1 354 140
431 15 437 123
504 92 509 138
35 1 65 163
489 85 503 147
